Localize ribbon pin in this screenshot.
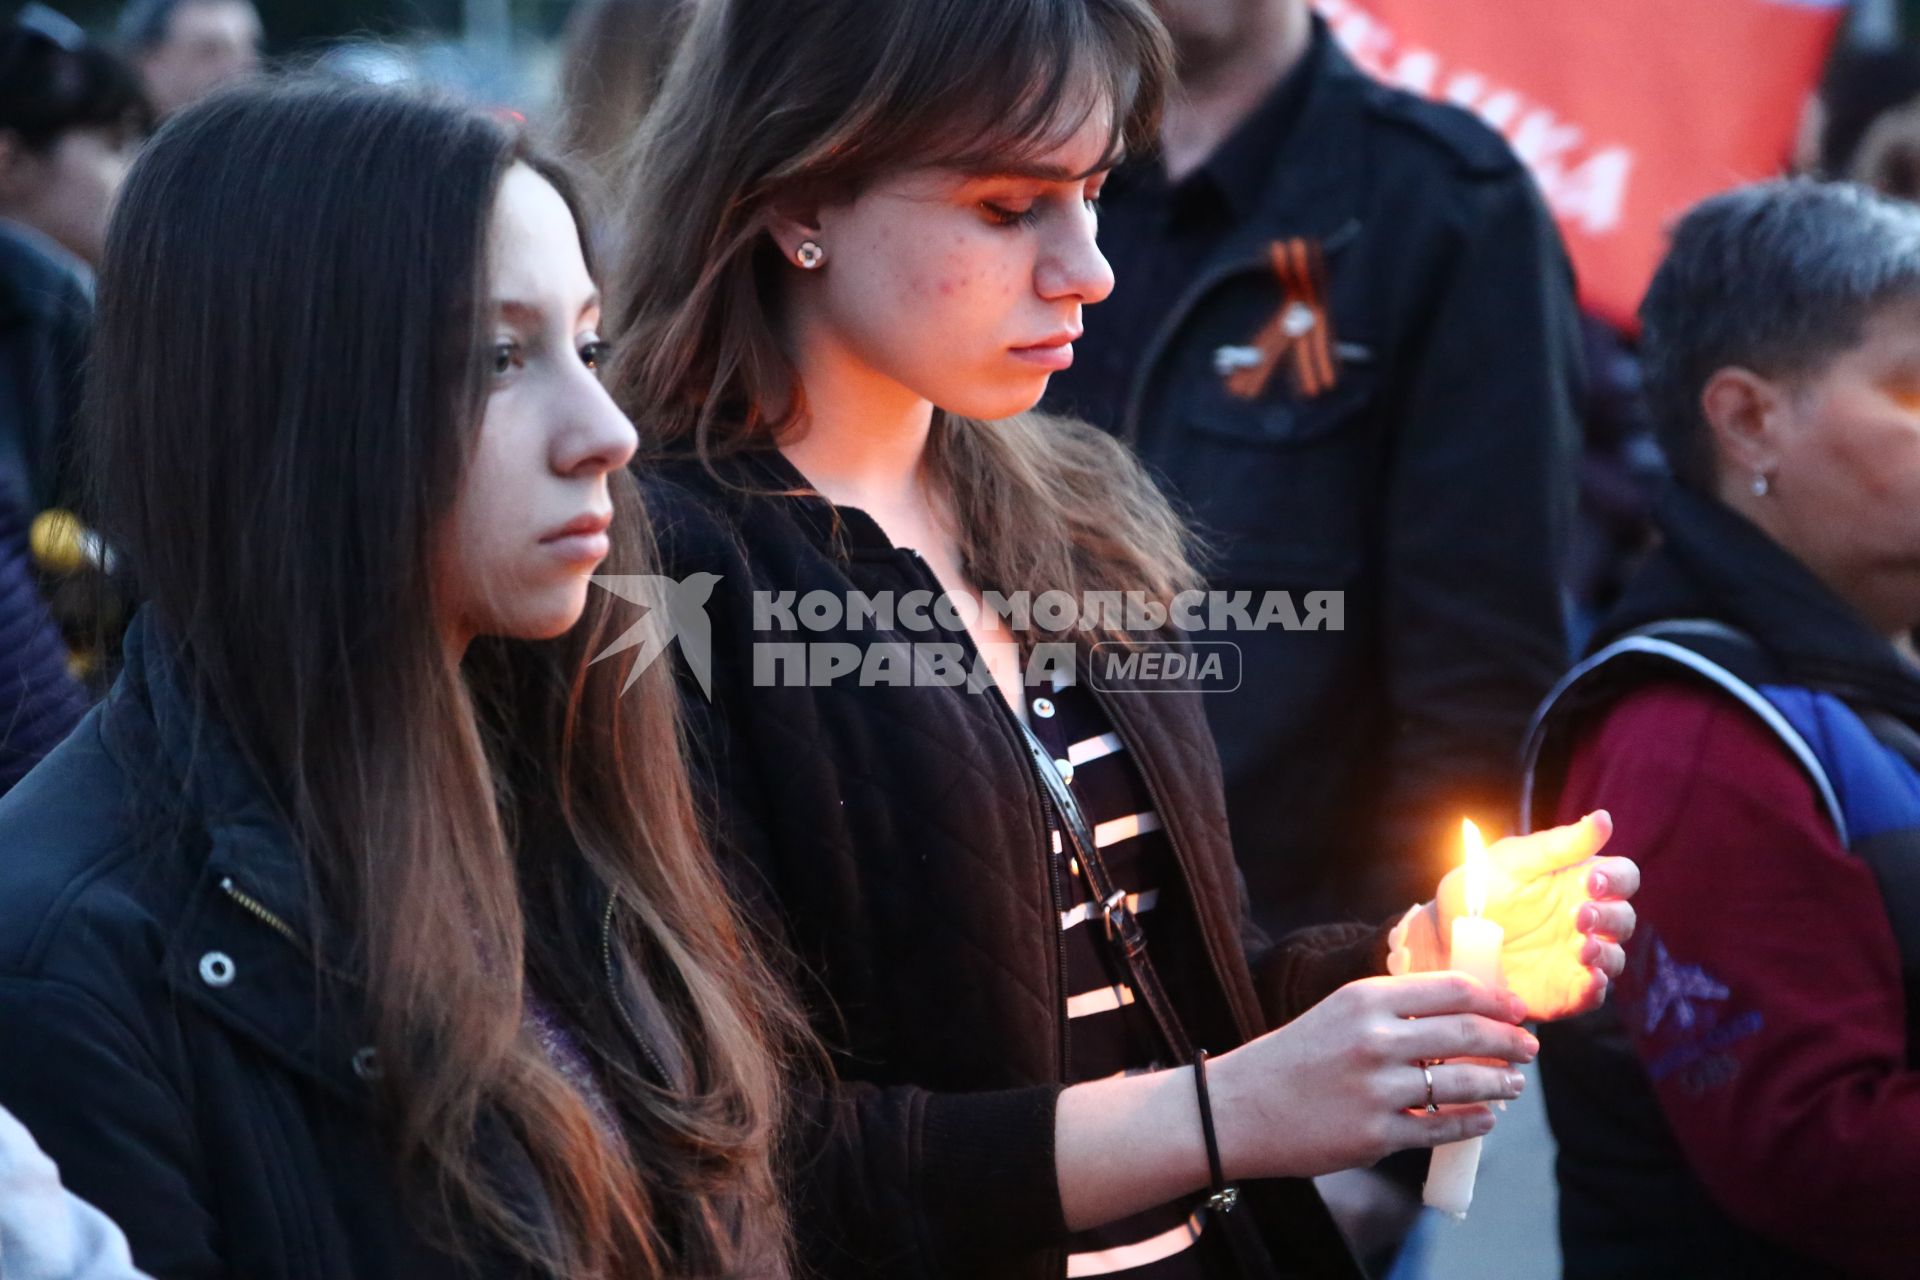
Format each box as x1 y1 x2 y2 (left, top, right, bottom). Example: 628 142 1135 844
1216 238 1339 401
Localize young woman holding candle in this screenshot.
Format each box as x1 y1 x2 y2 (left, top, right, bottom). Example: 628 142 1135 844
0 82 803 1279
609 0 1640 1275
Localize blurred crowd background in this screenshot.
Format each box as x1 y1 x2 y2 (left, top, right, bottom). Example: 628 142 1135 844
23 0 634 111
18 0 1920 116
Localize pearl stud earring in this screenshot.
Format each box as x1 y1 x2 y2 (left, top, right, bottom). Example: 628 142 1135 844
796 240 826 269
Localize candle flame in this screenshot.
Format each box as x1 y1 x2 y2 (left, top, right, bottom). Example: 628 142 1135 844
1462 818 1488 917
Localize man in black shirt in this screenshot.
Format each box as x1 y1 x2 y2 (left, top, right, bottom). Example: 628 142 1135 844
1047 8 1582 1259
1048 1 1581 943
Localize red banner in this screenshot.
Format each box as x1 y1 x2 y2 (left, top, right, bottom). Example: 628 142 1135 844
1316 0 1848 329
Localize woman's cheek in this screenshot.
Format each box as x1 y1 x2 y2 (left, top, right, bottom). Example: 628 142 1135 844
1836 405 1917 504
911 236 976 301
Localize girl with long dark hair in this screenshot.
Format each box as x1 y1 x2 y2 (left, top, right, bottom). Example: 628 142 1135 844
610 1 1640 1276
0 81 803 1279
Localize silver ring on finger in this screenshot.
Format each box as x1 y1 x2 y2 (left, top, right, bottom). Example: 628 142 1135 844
1421 1062 1438 1115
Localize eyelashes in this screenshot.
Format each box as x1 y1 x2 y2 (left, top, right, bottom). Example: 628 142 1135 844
982 202 1041 228
980 195 1103 230
487 335 611 379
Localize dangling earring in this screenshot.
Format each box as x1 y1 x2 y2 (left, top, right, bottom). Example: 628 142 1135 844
796 240 826 270
1751 472 1772 497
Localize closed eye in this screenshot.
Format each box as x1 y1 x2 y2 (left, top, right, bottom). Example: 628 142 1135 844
982 201 1041 229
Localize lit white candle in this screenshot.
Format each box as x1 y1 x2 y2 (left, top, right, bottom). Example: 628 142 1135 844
1424 819 1505 1218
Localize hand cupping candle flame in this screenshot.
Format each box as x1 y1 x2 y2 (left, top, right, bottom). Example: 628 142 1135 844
1404 811 1639 1022
1454 810 1636 1021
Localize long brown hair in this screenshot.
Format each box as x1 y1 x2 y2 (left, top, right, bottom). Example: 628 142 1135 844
607 0 1200 637
87 80 801 1277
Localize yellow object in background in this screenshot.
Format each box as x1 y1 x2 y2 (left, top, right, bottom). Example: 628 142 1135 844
29 509 95 575
24 509 123 690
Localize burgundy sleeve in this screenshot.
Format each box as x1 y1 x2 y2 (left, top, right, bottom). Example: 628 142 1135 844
1555 681 1920 1277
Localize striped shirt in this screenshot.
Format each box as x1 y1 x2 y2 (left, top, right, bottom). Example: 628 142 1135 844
1029 674 1221 1278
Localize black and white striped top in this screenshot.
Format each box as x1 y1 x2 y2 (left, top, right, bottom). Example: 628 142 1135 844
1029 674 1221 1279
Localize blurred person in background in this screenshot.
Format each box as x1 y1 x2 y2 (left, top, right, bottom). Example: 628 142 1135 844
0 6 149 509
0 80 804 1278
0 7 150 275
1040 0 1583 1263
1789 44 1920 200
1530 180 1920 1280
1565 317 1664 648
1849 98 1920 200
1811 45 1920 180
0 11 148 795
118 0 262 121
1044 0 1579 941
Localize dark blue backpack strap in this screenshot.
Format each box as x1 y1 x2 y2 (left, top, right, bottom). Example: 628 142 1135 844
1839 710 1920 981
1520 619 1847 843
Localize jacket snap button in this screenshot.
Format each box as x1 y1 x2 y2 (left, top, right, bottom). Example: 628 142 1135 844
352 1047 381 1081
198 951 236 988
1033 697 1055 719
1054 757 1074 785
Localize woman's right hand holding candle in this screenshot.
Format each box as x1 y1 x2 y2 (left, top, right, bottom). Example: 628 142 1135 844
1055 971 1533 1231
1207 972 1535 1180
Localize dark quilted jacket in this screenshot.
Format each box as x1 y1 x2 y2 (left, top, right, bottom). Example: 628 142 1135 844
640 452 1385 1279
0 485 88 795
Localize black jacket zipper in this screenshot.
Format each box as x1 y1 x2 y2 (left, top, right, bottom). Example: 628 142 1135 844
215 874 357 996
219 875 301 947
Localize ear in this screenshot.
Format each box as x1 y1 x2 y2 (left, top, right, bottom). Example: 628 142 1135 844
765 198 825 267
1700 366 1789 481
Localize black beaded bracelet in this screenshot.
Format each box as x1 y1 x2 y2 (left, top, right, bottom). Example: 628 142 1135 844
1192 1049 1238 1212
